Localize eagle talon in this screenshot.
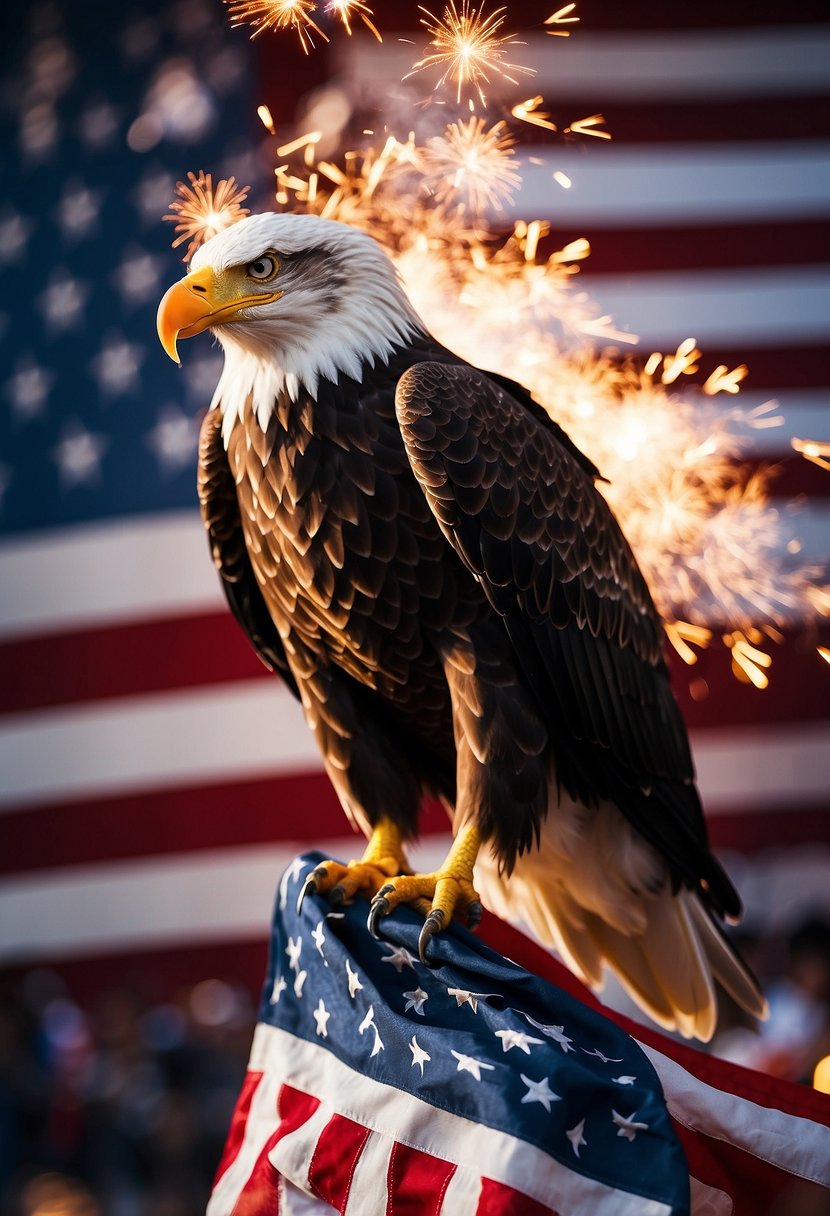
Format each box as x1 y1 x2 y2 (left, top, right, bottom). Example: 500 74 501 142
297 874 318 914
328 884 346 908
418 909 446 965
466 900 483 930
368 896 390 938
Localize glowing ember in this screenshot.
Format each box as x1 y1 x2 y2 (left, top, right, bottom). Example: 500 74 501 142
512 96 558 133
545 3 579 35
792 437 830 473
565 113 611 140
224 0 328 52
409 1 533 107
163 171 250 262
326 0 382 39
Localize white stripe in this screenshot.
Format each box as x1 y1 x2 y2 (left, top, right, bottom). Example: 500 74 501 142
438 1165 483 1215
270 1102 332 1203
207 1067 281 1216
639 1038 830 1188
0 510 222 638
343 1128 392 1216
0 680 318 810
514 144 830 225
0 838 450 963
698 391 830 456
338 27 830 99
580 265 830 347
249 1021 674 1216
1 663 828 811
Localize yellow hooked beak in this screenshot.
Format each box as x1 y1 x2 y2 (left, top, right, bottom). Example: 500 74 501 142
156 265 282 363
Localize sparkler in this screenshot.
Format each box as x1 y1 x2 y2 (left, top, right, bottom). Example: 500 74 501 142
409 1 533 108
163 171 250 262
224 0 328 52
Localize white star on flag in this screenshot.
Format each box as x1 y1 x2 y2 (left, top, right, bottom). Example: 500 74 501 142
448 987 479 1012
293 970 308 998
451 1051 495 1082
145 406 200 473
313 999 331 1038
524 1015 575 1054
90 334 144 397
286 936 303 972
409 1035 430 1074
311 921 326 958
403 987 429 1015
0 212 33 264
520 1073 561 1112
269 975 287 1005
5 359 54 421
565 1118 588 1158
112 246 164 306
78 100 119 149
380 944 417 972
495 1028 544 1054
612 1110 650 1142
52 422 107 488
583 1048 624 1064
345 960 363 999
358 1006 384 1057
613 1075 637 1086
57 180 103 240
38 273 89 333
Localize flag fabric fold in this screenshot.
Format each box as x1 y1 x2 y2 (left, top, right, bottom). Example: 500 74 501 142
209 854 830 1216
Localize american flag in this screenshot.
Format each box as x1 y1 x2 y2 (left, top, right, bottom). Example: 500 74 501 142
209 853 830 1216
0 0 828 1060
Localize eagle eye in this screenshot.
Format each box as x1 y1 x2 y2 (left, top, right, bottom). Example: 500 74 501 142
246 253 278 282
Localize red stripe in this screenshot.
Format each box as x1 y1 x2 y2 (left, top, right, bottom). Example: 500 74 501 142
476 1177 558 1216
0 611 268 716
2 607 827 722
708 804 830 853
546 98 830 144
214 1070 264 1189
231 1084 321 1216
308 1114 371 1212
541 219 830 276
0 776 450 876
386 1141 456 1216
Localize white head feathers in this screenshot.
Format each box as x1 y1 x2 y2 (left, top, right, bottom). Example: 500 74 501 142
190 213 424 438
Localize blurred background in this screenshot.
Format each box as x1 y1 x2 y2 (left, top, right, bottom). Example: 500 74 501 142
0 0 829 1211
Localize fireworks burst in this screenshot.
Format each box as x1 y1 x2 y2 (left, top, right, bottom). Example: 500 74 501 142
224 0 328 51
163 171 250 262
408 1 533 108
422 117 520 212
326 0 382 39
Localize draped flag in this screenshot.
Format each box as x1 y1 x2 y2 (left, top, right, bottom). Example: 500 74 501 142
0 0 828 1013
209 855 830 1216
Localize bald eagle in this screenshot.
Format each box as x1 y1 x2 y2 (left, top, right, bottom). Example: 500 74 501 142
157 212 766 1040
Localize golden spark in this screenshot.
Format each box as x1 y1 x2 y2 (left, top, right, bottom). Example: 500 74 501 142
792 437 830 473
512 96 558 133
326 0 382 39
423 117 520 212
703 363 748 395
163 171 250 262
565 113 611 140
544 3 579 35
409 1 533 108
224 0 328 52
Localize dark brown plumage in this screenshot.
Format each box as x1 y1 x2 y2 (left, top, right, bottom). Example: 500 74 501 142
156 210 766 1038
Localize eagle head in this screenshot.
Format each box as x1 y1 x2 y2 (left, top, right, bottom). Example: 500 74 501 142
157 213 423 432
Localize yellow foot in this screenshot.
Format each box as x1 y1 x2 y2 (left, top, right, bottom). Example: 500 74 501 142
368 824 483 963
296 818 410 913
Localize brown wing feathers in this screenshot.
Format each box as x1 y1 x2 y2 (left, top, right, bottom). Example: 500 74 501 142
396 361 741 920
